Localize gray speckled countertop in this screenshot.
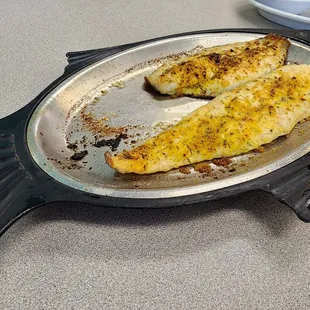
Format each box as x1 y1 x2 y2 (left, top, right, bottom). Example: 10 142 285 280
1 1 310 309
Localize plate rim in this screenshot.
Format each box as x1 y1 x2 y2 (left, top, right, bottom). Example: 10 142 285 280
249 0 310 23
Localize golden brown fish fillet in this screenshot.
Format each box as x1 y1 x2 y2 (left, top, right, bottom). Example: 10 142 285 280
145 34 290 98
106 64 310 174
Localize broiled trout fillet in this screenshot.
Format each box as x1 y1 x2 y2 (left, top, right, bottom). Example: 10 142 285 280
106 64 310 174
145 34 290 98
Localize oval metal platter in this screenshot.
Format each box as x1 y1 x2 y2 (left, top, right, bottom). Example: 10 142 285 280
27 32 310 199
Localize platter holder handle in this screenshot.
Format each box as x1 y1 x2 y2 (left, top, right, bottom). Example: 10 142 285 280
264 153 310 222
0 43 132 235
0 105 53 235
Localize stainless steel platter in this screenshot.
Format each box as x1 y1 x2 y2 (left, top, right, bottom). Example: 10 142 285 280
27 32 310 199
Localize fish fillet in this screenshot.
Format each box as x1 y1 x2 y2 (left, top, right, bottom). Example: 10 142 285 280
145 34 290 98
105 64 310 174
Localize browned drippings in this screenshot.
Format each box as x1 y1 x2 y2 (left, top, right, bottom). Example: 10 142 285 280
80 105 125 136
47 157 82 170
212 157 232 167
254 146 265 153
179 167 191 174
193 162 212 173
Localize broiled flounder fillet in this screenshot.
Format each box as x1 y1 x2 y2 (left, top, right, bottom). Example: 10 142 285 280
105 64 310 174
145 34 290 98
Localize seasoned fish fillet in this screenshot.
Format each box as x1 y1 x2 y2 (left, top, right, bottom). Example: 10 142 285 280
106 64 310 174
145 34 290 98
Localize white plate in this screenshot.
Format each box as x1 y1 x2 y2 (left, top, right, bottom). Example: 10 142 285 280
249 0 310 29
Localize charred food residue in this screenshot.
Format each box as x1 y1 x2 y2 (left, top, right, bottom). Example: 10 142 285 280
94 133 128 151
67 142 78 150
70 150 88 161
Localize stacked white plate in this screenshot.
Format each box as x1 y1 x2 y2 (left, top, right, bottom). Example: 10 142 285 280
249 0 310 29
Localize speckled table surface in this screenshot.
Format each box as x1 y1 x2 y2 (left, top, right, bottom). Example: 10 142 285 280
1 1 310 309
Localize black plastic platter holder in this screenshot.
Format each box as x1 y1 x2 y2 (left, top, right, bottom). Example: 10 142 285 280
1 28 310 236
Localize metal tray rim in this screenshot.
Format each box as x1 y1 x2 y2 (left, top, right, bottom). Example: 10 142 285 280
26 31 310 199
